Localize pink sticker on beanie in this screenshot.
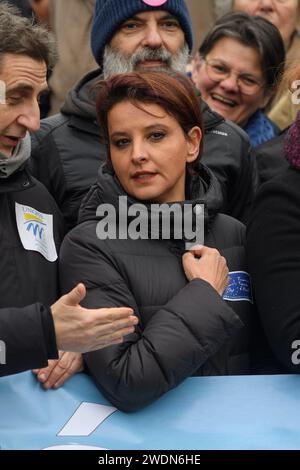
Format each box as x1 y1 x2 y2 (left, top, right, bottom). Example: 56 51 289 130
142 0 168 6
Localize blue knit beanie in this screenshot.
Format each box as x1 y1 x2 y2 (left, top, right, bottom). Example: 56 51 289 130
91 0 193 65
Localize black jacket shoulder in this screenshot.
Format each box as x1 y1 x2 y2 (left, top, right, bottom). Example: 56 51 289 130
252 129 289 186
201 102 257 223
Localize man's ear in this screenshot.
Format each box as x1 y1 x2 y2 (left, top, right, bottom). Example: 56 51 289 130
186 126 202 163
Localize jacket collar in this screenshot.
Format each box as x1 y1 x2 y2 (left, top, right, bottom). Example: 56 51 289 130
0 165 35 195
78 161 223 236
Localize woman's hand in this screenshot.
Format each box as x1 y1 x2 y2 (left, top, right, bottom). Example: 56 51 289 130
182 245 229 296
32 351 84 390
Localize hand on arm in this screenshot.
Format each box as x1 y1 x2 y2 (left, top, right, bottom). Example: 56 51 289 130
51 283 139 353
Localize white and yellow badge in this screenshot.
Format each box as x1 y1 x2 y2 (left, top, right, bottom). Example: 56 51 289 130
15 202 57 262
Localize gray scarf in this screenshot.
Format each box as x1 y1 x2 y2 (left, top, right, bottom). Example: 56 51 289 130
0 132 31 179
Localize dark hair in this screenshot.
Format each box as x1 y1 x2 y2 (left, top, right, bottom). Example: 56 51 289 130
199 11 285 92
96 71 204 175
0 2 57 71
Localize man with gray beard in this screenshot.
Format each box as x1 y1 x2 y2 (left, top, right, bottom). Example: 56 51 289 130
102 43 190 79
30 0 257 229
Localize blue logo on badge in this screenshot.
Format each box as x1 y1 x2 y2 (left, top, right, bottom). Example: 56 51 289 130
223 271 253 303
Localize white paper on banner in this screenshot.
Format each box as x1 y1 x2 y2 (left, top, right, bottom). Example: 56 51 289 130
15 202 57 262
58 402 117 437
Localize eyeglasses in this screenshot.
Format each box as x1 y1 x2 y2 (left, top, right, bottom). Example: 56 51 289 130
204 58 265 96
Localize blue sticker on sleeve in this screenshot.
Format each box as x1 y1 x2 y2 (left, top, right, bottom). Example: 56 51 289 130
223 271 253 303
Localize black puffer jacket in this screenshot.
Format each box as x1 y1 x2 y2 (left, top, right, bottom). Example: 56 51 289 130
59 164 254 412
30 69 257 229
0 166 64 376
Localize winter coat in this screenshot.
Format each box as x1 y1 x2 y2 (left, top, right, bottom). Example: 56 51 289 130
59 163 254 411
247 119 300 372
0 165 64 376
252 129 289 186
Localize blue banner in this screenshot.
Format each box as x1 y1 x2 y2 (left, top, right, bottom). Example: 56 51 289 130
0 372 300 449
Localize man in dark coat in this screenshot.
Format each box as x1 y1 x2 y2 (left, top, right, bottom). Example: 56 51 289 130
247 113 300 373
0 3 138 378
30 0 257 230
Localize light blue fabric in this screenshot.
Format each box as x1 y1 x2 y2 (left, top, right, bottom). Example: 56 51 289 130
1 372 300 450
244 110 279 148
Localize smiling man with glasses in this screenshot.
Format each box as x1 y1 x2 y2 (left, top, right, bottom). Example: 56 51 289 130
192 11 285 147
